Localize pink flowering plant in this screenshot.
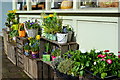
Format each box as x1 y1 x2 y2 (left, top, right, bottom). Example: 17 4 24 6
90 50 120 79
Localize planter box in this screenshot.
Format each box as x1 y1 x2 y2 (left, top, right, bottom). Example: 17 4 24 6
85 70 118 80
55 70 80 80
2 28 10 55
39 37 79 58
23 55 54 79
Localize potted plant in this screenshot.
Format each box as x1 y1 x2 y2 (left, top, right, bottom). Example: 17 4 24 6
57 59 79 80
5 10 16 31
9 30 18 42
51 48 61 61
89 50 120 79
63 24 73 42
42 43 51 61
43 43 51 54
24 19 41 37
11 19 19 31
42 13 62 41
51 57 64 69
29 37 40 58
23 43 30 56
18 23 26 37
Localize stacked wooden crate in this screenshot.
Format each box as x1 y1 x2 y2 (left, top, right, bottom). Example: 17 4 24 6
39 37 79 57
2 28 9 55
16 37 28 69
7 42 17 65
23 55 55 80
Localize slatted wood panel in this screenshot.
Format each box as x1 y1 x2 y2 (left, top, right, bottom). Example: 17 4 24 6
16 50 24 69
38 60 43 79
2 28 9 55
16 37 28 69
7 42 17 65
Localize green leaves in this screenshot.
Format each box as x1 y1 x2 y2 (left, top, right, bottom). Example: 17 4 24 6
101 73 107 79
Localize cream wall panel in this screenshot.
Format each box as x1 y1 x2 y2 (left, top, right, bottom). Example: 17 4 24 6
77 21 118 54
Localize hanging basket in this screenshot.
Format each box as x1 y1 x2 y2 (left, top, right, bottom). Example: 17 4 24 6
56 33 68 44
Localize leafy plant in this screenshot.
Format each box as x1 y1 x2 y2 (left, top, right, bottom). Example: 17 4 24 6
51 48 61 57
29 37 40 52
24 43 30 50
19 23 24 31
42 13 63 34
24 19 41 29
51 57 64 69
5 10 16 28
9 30 18 38
57 59 74 75
44 43 51 53
90 50 120 79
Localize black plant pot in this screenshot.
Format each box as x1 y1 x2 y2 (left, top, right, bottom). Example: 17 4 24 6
85 70 118 80
55 70 79 80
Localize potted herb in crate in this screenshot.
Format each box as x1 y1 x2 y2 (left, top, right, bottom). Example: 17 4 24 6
23 43 30 56
29 36 40 58
42 43 51 61
5 10 16 31
51 48 61 61
63 24 73 42
57 59 79 80
9 30 18 42
42 13 62 41
24 19 41 38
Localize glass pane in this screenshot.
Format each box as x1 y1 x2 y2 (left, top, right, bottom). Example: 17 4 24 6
79 0 119 8
31 0 45 10
17 0 27 10
51 0 73 9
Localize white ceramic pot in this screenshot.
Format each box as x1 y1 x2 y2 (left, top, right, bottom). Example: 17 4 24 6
56 33 68 44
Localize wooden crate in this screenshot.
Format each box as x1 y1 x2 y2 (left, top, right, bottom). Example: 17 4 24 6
7 42 17 65
39 37 79 57
23 55 55 80
16 49 24 69
16 37 28 69
2 28 9 55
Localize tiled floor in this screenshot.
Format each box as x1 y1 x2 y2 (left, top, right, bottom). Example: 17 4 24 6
1 36 31 80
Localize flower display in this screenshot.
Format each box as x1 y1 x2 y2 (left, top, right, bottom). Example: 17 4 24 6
42 13 62 34
106 59 112 64
5 10 17 28
24 20 40 29
91 50 120 79
36 35 40 40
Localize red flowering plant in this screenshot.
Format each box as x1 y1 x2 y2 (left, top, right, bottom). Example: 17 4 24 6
90 50 120 79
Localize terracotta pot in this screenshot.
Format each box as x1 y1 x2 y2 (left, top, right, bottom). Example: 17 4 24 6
32 51 39 58
32 51 39 54
19 30 26 37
